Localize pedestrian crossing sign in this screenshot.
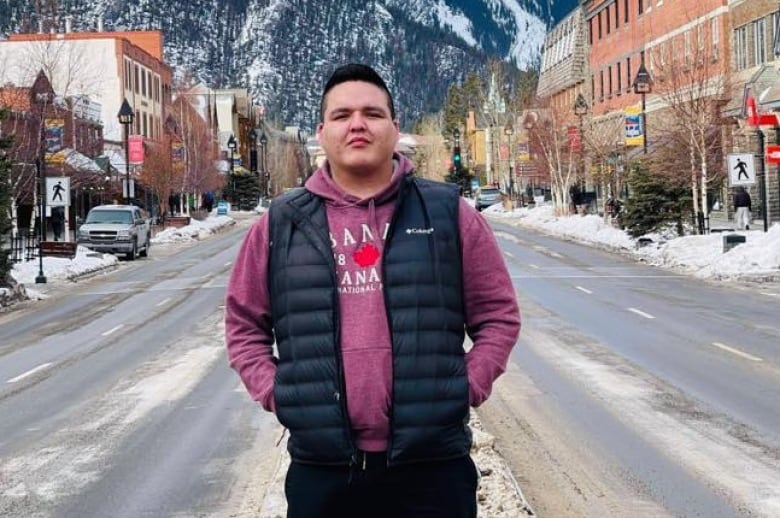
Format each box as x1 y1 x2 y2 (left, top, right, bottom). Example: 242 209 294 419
46 177 71 206
726 154 756 186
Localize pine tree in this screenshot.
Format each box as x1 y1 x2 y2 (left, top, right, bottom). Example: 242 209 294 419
0 109 13 287
622 161 692 238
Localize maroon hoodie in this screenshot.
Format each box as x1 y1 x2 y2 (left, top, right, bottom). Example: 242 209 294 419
225 153 520 452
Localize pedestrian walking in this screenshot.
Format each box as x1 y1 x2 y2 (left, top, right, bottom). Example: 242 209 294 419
225 63 521 518
734 186 752 230
51 206 65 241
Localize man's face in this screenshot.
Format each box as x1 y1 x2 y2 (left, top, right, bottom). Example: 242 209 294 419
317 81 399 178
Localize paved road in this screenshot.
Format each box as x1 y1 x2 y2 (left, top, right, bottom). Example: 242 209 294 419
477 219 780 517
2 212 778 517
0 217 282 518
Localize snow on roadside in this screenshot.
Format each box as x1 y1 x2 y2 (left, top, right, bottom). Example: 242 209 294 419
150 214 235 244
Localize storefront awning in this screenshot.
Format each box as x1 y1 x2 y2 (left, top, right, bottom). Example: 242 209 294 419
721 65 780 118
46 148 106 174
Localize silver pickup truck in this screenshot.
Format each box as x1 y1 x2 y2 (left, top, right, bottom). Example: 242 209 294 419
77 205 151 260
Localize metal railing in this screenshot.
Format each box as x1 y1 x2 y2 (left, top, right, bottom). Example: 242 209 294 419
3 232 40 264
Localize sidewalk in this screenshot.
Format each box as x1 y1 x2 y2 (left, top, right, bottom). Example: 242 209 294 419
708 210 761 232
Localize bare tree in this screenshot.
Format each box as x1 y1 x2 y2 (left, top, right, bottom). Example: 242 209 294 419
647 16 731 232
526 102 578 215
583 114 625 214
169 94 221 198
138 135 183 221
411 113 449 181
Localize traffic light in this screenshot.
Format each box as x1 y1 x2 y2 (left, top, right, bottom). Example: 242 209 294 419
453 145 462 170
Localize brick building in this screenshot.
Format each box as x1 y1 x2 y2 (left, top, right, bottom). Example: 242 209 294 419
0 71 104 232
722 0 780 225
583 0 729 137
537 6 590 115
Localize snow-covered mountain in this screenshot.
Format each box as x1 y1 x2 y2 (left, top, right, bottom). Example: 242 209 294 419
0 0 548 130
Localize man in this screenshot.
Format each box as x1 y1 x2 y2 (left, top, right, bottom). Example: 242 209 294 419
225 63 520 518
734 186 752 230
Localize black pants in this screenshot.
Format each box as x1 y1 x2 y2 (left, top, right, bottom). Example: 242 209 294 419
284 453 479 518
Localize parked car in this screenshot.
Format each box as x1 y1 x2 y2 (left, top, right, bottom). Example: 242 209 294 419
77 205 151 260
474 187 502 211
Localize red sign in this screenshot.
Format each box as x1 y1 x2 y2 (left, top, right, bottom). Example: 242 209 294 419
746 94 778 126
766 145 780 163
128 135 145 164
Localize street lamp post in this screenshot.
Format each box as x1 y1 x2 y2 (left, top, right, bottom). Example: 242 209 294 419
504 123 514 202
248 128 258 203
632 63 653 155
34 93 49 284
259 131 268 198
227 134 237 204
117 99 134 205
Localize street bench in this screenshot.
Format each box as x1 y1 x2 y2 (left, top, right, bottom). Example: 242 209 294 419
40 241 77 259
166 216 191 228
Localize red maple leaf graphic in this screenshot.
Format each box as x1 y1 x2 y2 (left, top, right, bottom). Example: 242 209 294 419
353 243 380 267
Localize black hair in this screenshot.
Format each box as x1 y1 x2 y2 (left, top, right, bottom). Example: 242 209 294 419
319 63 395 121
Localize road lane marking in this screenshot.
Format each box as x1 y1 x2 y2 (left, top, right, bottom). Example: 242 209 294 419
529 264 540 269
504 251 515 259
7 362 53 383
576 286 593 294
761 292 780 298
628 307 655 319
101 324 124 336
711 342 763 362
156 297 171 307
224 261 233 267
509 273 680 278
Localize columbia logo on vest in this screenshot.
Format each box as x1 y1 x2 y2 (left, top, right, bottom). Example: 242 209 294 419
406 228 434 234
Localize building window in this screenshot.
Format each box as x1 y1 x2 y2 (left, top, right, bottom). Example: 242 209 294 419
589 18 594 45
754 18 767 66
615 2 620 30
684 30 692 66
697 22 705 56
606 8 611 35
734 26 748 70
638 0 644 16
773 12 780 58
608 65 613 95
712 18 720 61
598 12 602 39
626 56 632 91
624 0 629 23
600 69 604 100
134 65 140 94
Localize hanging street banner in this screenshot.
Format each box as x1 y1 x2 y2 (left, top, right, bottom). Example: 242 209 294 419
624 106 644 147
44 118 65 163
172 141 186 172
45 176 70 207
128 135 145 164
726 153 756 186
517 141 530 162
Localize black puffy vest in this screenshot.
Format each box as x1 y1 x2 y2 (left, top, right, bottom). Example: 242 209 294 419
268 176 471 465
